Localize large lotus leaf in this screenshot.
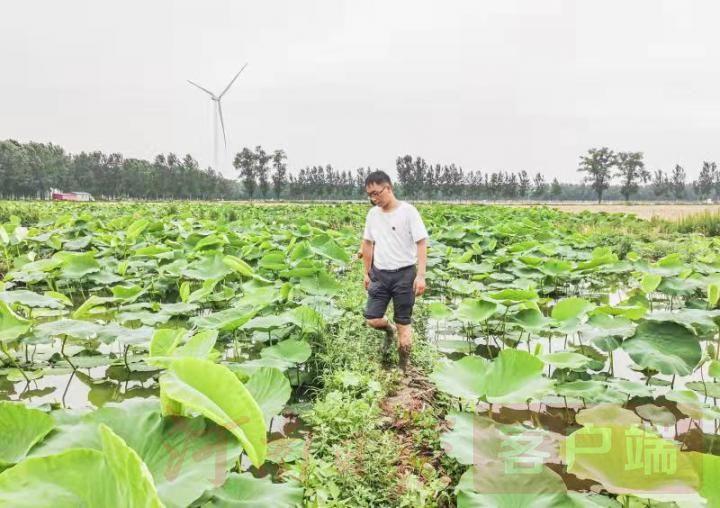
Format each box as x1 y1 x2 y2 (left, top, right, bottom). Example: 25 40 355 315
245 367 291 426
430 356 489 401
448 278 485 296
191 305 257 331
223 255 270 283
286 305 325 334
551 297 595 322
238 283 280 308
118 309 173 327
174 329 218 358
640 273 662 294
0 290 64 309
160 358 267 467
563 425 701 503
605 378 654 399
31 399 242 508
194 233 228 251
554 380 609 402
440 411 518 466
242 314 293 332
510 308 550 331
260 338 311 364
309 235 350 264
488 289 538 303
594 304 648 321
450 262 493 274
635 404 676 427
55 251 101 279
33 319 103 341
97 323 154 346
0 424 163 508
657 276 703 296
126 218 150 242
540 352 592 370
575 403 641 427
582 314 636 341
297 270 341 296
71 295 116 319
110 284 145 302
483 349 552 404
456 463 572 508
0 300 31 343
238 357 294 375
456 298 497 323
150 328 186 357
204 472 303 507
622 321 701 376
645 309 720 335
539 259 573 276
159 302 200 317
182 254 232 281
259 251 287 271
0 402 54 467
133 245 172 258
688 451 720 508
686 381 720 399
427 301 453 321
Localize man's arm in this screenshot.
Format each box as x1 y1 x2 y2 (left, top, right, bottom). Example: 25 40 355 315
362 239 374 290
414 238 427 296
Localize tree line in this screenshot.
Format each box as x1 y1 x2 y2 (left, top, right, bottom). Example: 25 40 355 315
0 139 716 202
0 140 241 200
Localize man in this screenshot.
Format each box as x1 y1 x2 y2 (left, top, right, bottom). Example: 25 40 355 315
361 170 428 373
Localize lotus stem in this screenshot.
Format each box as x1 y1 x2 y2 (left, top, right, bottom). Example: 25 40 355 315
123 344 131 371
60 337 77 371
0 342 29 382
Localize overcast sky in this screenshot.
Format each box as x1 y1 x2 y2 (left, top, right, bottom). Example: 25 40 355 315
2 0 719 181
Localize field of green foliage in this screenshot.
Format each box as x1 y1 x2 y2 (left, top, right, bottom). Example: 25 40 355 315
2 201 720 507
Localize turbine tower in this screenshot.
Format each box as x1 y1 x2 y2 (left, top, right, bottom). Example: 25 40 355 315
188 63 248 173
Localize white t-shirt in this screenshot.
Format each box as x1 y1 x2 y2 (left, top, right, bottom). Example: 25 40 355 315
363 201 428 270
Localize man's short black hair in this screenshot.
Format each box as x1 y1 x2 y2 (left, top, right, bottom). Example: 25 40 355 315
365 170 392 187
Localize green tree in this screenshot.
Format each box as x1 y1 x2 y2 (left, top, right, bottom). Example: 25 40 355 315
615 151 649 202
671 164 686 201
550 177 562 199
532 172 547 199
578 147 615 203
518 170 530 199
651 169 670 198
693 161 716 201
234 148 257 199
271 149 287 199
255 146 271 198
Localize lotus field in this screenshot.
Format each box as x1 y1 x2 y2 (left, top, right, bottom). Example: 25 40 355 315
3 201 720 506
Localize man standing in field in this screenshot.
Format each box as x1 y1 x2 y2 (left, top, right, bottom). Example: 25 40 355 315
361 170 428 374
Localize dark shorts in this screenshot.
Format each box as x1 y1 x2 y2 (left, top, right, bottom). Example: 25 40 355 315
364 264 417 325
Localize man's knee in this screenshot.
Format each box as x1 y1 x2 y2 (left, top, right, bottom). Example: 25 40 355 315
366 318 386 329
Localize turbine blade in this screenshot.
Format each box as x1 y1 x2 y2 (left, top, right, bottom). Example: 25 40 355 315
217 101 228 149
219 63 248 98
187 80 216 97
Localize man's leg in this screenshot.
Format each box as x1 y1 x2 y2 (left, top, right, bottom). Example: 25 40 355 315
364 271 394 354
396 323 412 372
366 318 397 356
392 267 416 374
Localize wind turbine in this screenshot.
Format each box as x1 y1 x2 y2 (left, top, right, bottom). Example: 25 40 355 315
187 63 248 173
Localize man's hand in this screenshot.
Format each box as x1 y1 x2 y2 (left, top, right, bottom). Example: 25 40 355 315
413 274 426 296
364 272 371 291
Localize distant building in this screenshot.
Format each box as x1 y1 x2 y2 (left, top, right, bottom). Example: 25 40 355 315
50 189 95 202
